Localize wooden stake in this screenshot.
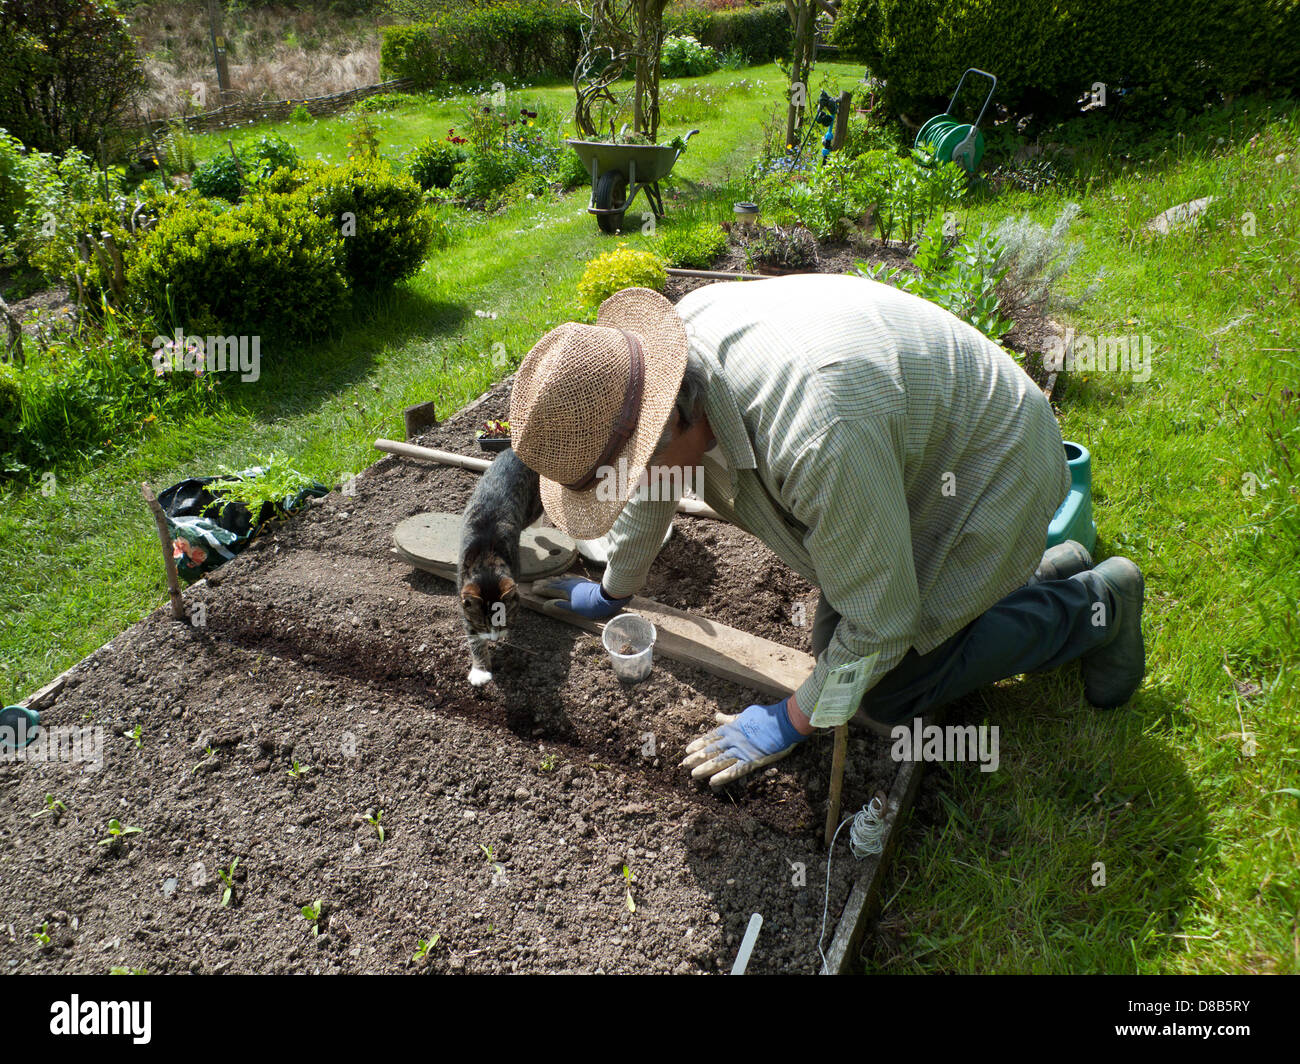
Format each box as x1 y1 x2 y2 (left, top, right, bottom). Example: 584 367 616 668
824 722 848 848
140 482 188 622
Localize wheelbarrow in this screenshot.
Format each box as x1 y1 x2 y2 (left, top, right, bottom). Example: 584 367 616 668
565 130 699 234
914 68 997 174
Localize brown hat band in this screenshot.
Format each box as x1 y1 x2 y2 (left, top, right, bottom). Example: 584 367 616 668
562 328 646 492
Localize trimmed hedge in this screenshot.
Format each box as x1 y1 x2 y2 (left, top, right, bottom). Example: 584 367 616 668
381 3 584 87
382 2 792 87
832 0 1300 123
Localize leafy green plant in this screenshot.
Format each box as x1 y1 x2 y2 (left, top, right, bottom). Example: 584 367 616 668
539 753 560 771
207 455 320 526
622 863 636 913
109 966 148 975
33 923 51 945
365 809 385 842
192 151 245 202
577 244 667 309
413 933 440 961
660 35 721 78
217 857 239 907
301 899 323 935
290 105 313 124
405 136 468 191
129 724 143 749
287 759 310 781
347 112 382 160
31 793 66 820
856 215 1013 342
657 220 728 268
742 223 819 270
98 818 142 845
242 133 300 183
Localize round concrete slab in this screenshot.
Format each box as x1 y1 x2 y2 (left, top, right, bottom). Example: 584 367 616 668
394 512 577 581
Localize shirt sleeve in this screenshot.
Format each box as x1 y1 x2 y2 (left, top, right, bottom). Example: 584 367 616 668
786 417 920 719
598 491 678 599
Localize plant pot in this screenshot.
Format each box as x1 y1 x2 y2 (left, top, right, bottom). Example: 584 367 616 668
733 201 759 226
476 436 511 453
602 614 656 683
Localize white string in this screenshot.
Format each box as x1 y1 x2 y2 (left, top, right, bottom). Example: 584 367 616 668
817 797 886 970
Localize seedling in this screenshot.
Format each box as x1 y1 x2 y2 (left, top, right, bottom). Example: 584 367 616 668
301 900 323 936
622 864 637 913
413 933 440 961
479 843 496 862
109 966 148 975
217 858 239 907
474 418 510 440
33 923 51 946
539 753 560 772
365 809 385 842
286 759 311 781
129 724 143 749
192 745 216 774
98 819 142 845
31 794 66 820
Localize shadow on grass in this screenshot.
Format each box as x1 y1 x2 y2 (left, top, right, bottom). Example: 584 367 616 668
224 285 473 425
865 673 1207 973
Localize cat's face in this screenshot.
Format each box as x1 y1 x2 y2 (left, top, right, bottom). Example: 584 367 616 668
461 569 519 642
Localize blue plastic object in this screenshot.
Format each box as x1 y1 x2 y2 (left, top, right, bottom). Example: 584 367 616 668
0 704 40 751
1047 441 1097 552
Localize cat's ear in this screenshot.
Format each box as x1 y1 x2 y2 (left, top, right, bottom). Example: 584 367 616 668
461 582 483 604
498 575 517 598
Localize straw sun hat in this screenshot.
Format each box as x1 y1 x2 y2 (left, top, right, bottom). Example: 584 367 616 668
509 287 689 540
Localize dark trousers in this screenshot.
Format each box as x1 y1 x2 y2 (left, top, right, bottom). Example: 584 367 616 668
811 574 1117 734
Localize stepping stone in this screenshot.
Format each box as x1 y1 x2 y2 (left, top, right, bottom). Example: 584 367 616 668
394 512 577 580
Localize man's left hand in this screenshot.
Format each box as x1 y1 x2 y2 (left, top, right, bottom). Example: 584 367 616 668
680 698 811 789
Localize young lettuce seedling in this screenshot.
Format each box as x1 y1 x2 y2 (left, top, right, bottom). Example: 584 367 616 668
301 900 323 936
98 819 142 845
217 858 239 907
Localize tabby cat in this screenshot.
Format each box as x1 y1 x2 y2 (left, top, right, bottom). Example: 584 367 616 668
458 446 544 686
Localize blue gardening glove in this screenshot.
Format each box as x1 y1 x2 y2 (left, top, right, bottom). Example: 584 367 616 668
680 699 810 789
533 576 630 620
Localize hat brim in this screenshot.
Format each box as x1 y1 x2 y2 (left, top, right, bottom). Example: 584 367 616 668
538 288 689 540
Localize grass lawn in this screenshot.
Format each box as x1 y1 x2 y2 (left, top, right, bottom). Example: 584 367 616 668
2 60 1297 973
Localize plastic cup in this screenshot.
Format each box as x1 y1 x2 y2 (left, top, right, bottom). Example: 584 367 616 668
602 614 656 683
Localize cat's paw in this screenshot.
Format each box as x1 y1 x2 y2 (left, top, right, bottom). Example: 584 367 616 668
467 667 493 687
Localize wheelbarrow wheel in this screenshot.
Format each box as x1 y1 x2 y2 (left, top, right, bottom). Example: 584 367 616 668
594 170 628 234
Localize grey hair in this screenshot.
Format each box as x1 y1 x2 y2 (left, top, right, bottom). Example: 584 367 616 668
654 347 708 454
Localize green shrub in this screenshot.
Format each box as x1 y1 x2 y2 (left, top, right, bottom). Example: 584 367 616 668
405 136 468 190
660 35 721 78
290 158 434 289
0 0 148 153
0 130 113 272
669 3 791 64
577 244 667 309
242 133 300 182
192 151 245 202
450 151 530 208
657 220 728 268
0 300 219 478
380 3 584 88
353 92 424 114
855 215 1012 342
383 2 790 87
127 195 350 341
832 0 1300 125
742 224 820 271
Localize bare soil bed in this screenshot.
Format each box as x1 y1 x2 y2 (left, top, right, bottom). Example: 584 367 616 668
0 386 905 975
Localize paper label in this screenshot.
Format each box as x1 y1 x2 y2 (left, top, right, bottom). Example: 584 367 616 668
809 652 878 728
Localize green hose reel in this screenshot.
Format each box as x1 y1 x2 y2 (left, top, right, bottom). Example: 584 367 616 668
914 68 997 174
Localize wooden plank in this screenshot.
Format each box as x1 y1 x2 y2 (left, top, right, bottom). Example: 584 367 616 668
375 439 726 523
819 754 926 974
408 555 815 698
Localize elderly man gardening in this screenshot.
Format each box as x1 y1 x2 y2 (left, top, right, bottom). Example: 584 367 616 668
508 275 1145 788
